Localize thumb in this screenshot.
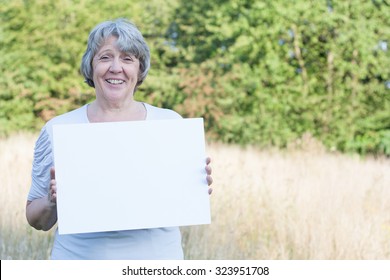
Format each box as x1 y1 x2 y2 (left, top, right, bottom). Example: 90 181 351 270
50 167 56 180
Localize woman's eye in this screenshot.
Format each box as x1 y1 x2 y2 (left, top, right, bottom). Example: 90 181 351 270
99 56 110 61
123 57 133 61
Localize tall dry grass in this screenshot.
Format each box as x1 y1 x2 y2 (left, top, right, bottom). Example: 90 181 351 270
0 133 54 259
1 133 389 259
182 137 390 259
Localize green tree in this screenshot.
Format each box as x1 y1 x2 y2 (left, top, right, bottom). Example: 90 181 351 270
0 0 178 134
0 0 389 155
168 0 390 154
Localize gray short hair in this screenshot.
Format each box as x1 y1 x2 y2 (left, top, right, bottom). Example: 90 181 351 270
80 18 150 90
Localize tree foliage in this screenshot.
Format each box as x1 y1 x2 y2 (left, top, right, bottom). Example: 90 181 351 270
169 0 390 155
0 0 179 131
0 0 389 155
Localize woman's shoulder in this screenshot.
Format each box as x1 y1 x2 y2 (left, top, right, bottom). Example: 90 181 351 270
144 103 182 120
39 105 89 142
45 105 89 128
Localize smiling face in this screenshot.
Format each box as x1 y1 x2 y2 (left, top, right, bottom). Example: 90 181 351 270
92 36 140 107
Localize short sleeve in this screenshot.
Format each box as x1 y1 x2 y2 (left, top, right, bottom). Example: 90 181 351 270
144 103 183 120
27 126 53 201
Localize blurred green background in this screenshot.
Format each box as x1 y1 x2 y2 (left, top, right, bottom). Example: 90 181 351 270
1 0 389 155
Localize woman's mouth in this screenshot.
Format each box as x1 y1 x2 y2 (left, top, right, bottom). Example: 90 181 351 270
106 79 124 85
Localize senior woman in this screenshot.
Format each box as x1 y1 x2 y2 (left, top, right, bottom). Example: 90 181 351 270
26 18 213 260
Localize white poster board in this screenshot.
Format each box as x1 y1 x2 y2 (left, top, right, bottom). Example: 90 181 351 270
52 118 210 235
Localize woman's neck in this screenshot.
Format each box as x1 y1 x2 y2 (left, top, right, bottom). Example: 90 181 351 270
87 100 146 122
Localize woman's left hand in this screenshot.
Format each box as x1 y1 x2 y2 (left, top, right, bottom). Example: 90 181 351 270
206 157 213 195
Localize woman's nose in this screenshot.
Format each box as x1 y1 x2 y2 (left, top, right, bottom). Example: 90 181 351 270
109 58 122 73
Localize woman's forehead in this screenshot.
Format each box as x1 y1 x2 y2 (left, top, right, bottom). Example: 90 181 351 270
96 36 134 55
98 36 119 50
96 36 132 54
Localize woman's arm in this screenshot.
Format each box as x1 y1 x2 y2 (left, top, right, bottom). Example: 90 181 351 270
26 167 57 231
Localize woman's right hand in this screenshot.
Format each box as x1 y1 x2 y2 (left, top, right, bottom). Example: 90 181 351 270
26 166 58 231
48 167 57 204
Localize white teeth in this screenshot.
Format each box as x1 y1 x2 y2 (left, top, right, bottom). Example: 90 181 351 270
107 79 124 84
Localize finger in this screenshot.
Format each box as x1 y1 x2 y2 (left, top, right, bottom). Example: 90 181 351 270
49 168 57 204
208 188 213 195
48 186 57 204
51 192 57 202
49 182 57 204
50 179 57 192
206 157 211 165
48 192 57 204
50 167 56 180
207 175 213 186
205 165 212 175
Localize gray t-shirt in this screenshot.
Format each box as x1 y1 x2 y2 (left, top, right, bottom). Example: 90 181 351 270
28 103 184 259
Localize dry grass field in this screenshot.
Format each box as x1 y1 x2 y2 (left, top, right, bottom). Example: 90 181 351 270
1 133 389 259
0 133 55 259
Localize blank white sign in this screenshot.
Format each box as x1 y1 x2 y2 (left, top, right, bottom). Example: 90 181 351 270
52 118 210 235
